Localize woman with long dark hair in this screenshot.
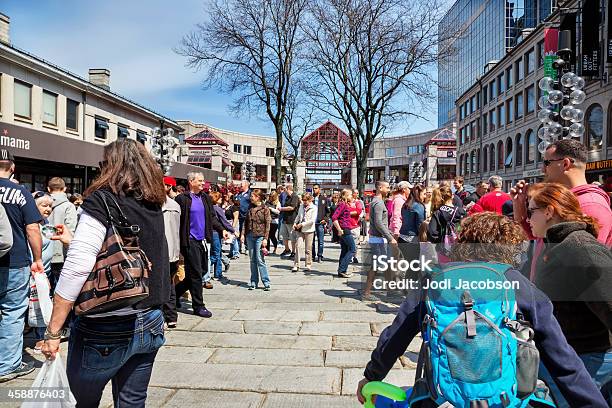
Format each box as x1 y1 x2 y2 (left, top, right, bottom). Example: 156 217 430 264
42 139 169 407
398 184 426 263
241 189 271 290
527 183 612 407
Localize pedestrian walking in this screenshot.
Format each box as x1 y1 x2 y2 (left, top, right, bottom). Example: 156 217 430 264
423 187 433 220
332 189 356 278
311 184 330 262
279 183 300 257
389 181 412 239
350 189 365 263
363 181 396 301
47 177 77 293
357 212 608 408
241 189 271 290
265 191 281 253
469 175 511 214
210 191 235 282
223 192 240 259
329 191 340 243
526 182 612 407
162 176 181 328
237 181 251 254
175 172 226 317
427 185 466 262
0 204 12 258
398 184 426 263
292 193 316 271
41 139 170 407
0 149 43 383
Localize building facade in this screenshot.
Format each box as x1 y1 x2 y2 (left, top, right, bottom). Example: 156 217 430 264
438 0 553 127
455 0 612 192
0 14 224 192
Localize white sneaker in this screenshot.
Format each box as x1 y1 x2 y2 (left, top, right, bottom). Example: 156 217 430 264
291 266 299 272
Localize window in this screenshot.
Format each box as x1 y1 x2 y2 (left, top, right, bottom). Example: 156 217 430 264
483 85 488 105
244 145 252 155
490 81 496 100
66 99 79 131
498 104 505 127
490 110 496 131
537 40 544 67
471 121 477 141
408 145 422 154
386 148 395 157
476 91 481 109
525 49 535 75
526 86 535 113
505 137 513 168
516 58 524 81
42 91 57 125
515 93 524 119
94 117 109 139
526 129 535 163
466 124 471 141
490 143 496 171
516 134 523 166
497 140 504 169
506 67 513 89
117 124 129 138
136 130 147 145
483 112 488 135
470 151 475 173
470 95 476 114
14 80 32 119
483 146 488 172
586 104 604 151
608 102 612 146
233 144 242 153
266 148 275 157
497 73 504 95
506 99 513 124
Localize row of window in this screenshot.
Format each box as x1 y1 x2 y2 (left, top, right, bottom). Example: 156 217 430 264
458 41 544 121
385 145 425 157
92 117 147 143
233 143 260 155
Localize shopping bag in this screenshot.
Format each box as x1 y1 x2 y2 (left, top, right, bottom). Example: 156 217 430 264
21 355 76 408
34 273 53 325
28 277 44 328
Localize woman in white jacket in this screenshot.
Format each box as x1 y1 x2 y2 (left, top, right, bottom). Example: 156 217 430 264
292 193 316 271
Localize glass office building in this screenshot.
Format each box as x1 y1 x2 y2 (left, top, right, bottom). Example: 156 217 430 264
438 0 552 127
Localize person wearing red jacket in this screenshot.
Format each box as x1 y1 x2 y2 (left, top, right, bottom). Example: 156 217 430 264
468 175 511 215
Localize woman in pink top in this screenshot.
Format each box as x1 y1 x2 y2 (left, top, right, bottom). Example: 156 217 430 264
332 189 356 278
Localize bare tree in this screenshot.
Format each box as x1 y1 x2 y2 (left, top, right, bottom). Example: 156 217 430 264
305 0 457 193
177 0 308 185
282 85 319 190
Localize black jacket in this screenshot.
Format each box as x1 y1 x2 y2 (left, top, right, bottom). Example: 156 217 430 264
175 191 224 250
364 266 608 407
535 221 612 354
427 205 466 243
313 194 331 223
81 190 170 310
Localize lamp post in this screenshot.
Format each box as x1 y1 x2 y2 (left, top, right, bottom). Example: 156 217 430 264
151 119 179 175
536 29 587 153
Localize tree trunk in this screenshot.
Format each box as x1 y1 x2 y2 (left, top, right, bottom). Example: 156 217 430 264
290 160 298 192
355 154 368 196
274 124 283 188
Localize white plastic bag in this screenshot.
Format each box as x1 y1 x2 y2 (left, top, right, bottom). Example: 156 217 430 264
34 272 53 325
21 356 76 408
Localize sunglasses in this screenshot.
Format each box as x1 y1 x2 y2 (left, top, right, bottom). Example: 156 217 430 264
526 207 542 218
543 158 573 167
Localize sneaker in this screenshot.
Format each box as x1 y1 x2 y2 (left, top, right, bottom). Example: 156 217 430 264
280 251 291 257
337 272 351 278
230 255 240 260
203 281 214 289
263 286 271 291
248 283 256 290
166 321 177 329
193 307 213 318
291 266 299 272
0 362 35 383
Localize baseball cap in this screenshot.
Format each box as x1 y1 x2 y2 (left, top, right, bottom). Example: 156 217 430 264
163 176 176 187
0 149 15 162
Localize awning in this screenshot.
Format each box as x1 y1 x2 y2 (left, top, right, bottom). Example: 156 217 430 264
118 126 129 138
95 118 109 129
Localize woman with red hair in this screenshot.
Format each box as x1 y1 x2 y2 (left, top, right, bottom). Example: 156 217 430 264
527 182 612 407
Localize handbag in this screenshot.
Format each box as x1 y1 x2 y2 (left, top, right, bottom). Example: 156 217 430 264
74 191 151 316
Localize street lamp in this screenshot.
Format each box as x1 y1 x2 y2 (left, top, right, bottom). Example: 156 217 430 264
151 120 179 175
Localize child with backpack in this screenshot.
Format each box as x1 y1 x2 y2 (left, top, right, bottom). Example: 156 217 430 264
427 185 466 262
358 213 608 407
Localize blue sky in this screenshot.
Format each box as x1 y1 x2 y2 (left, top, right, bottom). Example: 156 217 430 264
2 0 438 137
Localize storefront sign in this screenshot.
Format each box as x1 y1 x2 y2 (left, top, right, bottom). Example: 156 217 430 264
523 169 544 178
586 159 612 171
543 28 559 80
0 129 30 150
437 158 456 165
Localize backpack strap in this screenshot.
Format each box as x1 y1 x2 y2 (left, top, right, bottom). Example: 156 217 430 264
461 290 477 337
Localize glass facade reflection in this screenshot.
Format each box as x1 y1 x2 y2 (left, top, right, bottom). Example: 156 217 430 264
437 0 552 126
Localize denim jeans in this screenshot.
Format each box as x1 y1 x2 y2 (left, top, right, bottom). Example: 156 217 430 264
312 222 325 258
539 350 612 407
66 308 165 408
246 234 270 287
229 236 239 258
210 232 223 278
338 230 356 274
0 266 30 376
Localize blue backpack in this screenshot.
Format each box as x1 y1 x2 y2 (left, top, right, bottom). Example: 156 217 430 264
408 262 556 408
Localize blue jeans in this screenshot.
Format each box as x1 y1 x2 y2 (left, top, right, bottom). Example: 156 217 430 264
539 351 612 407
246 234 270 287
239 218 246 251
229 236 239 258
312 222 325 258
338 230 356 274
66 308 165 408
210 232 223 278
0 266 30 376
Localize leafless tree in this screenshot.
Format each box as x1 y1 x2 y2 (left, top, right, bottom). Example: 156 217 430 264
176 0 308 185
282 84 319 190
305 0 458 193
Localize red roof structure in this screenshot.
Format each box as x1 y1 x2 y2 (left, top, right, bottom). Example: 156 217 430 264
301 121 356 171
186 128 229 147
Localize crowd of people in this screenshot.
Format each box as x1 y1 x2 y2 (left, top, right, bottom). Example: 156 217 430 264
0 137 609 407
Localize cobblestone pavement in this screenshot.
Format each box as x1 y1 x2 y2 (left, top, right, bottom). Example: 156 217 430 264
1 237 421 407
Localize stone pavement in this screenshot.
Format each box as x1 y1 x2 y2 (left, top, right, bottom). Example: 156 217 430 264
1 238 421 407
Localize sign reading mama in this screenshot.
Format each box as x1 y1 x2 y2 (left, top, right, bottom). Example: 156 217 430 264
0 129 30 150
